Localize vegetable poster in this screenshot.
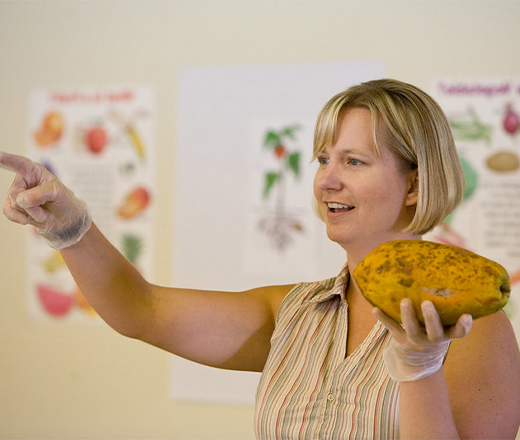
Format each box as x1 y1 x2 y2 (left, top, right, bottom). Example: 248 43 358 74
26 86 155 321
430 79 520 332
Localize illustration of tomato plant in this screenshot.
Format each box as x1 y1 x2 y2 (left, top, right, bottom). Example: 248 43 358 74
257 124 304 251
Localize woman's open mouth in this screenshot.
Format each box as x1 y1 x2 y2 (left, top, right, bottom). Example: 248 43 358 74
327 202 354 213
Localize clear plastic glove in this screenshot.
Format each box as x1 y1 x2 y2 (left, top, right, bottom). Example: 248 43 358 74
0 152 91 250
373 298 473 382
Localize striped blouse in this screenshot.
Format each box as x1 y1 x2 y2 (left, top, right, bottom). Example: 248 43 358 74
255 265 400 439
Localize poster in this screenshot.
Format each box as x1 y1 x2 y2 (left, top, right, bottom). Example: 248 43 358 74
172 61 385 404
429 79 520 334
26 86 155 321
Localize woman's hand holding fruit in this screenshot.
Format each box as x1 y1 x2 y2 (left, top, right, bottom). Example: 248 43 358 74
374 299 473 382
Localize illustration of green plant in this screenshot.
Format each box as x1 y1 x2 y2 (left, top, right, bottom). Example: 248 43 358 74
258 124 304 251
448 107 493 145
262 124 301 198
122 233 143 264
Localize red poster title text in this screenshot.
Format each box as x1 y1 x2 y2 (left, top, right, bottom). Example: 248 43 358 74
50 89 135 104
437 82 520 98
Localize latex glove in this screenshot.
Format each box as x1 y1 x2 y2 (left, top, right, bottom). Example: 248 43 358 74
373 298 473 382
0 152 91 249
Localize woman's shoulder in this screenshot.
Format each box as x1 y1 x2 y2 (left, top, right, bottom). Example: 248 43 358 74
446 310 519 368
444 311 520 438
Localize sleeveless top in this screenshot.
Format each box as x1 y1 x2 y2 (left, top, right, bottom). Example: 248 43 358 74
254 265 400 439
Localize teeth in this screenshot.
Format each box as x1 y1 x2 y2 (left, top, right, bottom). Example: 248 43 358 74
327 202 352 209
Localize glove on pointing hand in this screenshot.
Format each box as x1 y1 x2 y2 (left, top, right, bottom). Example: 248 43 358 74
1 152 92 250
374 298 473 382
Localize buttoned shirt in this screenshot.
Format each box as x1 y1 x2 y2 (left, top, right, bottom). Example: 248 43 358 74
255 265 400 439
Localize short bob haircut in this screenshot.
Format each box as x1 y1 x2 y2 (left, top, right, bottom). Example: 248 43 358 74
313 78 465 236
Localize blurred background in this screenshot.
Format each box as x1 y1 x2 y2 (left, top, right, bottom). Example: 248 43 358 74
1 1 519 439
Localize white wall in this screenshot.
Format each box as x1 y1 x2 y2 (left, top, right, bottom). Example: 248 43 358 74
1 1 519 438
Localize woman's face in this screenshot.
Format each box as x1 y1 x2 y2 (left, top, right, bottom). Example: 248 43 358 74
313 107 419 253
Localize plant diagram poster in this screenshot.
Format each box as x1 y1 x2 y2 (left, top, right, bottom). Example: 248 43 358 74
429 79 520 334
26 86 155 321
172 61 385 405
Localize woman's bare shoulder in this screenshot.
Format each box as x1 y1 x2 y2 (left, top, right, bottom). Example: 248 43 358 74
249 283 296 317
444 311 520 438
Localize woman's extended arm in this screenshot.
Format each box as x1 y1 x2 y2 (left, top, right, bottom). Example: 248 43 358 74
1 152 290 372
61 224 290 371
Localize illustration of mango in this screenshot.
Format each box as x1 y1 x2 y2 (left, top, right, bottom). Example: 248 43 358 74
116 186 150 219
34 111 64 147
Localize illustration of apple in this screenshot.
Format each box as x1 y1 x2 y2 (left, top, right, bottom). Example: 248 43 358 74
36 284 75 317
85 126 108 154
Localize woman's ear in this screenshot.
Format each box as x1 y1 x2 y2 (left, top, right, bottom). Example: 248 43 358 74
405 170 419 207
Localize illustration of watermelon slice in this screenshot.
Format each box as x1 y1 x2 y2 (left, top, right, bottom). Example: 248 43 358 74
36 284 75 317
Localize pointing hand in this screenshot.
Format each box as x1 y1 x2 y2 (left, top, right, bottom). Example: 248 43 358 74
0 151 91 249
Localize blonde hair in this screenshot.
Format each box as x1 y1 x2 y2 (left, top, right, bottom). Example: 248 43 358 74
313 78 464 235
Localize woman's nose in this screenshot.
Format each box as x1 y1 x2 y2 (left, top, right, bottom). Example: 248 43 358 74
316 162 342 191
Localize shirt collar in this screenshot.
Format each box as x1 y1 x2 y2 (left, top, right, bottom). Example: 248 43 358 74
308 263 350 305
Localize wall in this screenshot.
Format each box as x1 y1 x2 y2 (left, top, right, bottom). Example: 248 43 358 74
1 1 519 439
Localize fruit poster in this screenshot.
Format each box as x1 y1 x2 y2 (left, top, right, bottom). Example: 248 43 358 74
172 61 384 404
26 86 155 321
429 79 520 334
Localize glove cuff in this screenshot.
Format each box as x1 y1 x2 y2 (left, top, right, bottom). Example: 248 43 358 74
38 202 92 250
383 338 450 382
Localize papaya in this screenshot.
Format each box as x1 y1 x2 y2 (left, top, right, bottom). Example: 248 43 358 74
353 240 510 326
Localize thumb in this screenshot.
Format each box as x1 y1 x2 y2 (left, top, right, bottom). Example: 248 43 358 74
16 179 60 210
446 314 473 339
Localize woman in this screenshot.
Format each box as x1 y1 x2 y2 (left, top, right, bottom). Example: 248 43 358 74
2 79 520 439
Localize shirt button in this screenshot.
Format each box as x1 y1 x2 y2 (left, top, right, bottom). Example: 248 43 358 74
327 393 335 402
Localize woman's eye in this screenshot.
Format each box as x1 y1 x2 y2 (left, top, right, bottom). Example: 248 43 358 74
317 156 329 165
348 158 362 166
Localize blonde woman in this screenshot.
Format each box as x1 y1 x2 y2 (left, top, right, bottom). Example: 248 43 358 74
2 79 520 439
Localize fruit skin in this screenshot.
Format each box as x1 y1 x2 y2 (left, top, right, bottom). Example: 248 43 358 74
353 240 510 326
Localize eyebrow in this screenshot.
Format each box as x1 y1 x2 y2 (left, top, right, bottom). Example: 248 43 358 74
324 145 374 159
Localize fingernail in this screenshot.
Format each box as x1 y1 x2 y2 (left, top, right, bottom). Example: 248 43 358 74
421 300 434 311
15 193 26 207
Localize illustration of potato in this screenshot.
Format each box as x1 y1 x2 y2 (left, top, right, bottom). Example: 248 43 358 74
486 151 519 172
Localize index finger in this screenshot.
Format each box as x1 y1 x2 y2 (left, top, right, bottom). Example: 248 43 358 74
0 151 37 175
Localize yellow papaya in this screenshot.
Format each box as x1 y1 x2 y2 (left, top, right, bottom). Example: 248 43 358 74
353 240 510 326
